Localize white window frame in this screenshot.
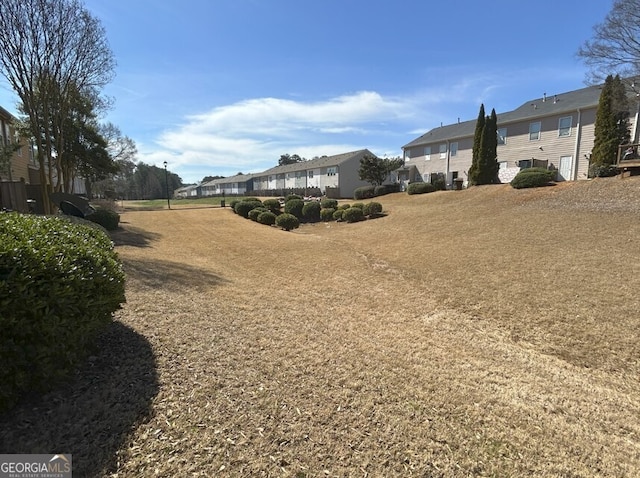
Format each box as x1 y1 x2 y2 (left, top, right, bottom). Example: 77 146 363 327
405 149 411 161
308 170 313 179
529 122 541 141
497 128 507 145
424 146 431 160
327 166 337 176
439 144 447 159
450 142 458 157
558 116 572 137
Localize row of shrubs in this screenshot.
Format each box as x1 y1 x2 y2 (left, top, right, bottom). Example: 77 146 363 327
0 213 126 412
230 195 384 231
353 183 400 200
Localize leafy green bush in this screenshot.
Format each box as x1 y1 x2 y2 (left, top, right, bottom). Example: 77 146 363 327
338 204 351 210
351 202 364 210
354 186 375 200
229 199 241 212
407 182 436 195
333 209 344 221
302 201 321 222
320 208 336 221
285 194 302 202
343 207 364 223
234 200 262 218
363 202 383 216
284 198 304 219
248 207 268 221
257 211 277 226
86 207 120 231
320 198 338 209
262 198 281 213
510 168 556 189
589 164 619 178
0 214 125 412
275 213 300 231
374 183 400 196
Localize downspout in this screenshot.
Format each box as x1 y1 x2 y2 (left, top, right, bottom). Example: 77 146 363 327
572 109 582 181
446 140 451 188
632 98 640 143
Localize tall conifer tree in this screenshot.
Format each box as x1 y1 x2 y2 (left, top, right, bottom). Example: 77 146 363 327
468 104 485 185
592 74 630 167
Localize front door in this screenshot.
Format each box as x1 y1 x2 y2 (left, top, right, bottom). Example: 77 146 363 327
558 156 572 181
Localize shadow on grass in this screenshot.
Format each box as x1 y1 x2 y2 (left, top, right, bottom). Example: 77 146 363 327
0 321 159 477
123 257 230 291
110 225 162 247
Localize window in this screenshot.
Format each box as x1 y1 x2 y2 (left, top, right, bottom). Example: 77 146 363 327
497 128 507 145
308 170 313 179
439 144 447 159
424 146 431 160
405 149 411 161
529 122 541 141
450 142 458 157
327 167 337 176
558 116 572 137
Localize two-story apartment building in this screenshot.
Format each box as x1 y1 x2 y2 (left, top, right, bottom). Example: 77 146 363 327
201 149 383 199
0 105 40 212
402 83 637 187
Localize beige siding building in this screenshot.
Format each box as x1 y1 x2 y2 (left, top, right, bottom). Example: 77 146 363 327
402 84 635 187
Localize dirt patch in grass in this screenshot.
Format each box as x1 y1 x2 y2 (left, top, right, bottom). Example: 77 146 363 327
1 177 639 476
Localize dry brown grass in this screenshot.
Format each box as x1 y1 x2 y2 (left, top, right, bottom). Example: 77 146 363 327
1 177 640 477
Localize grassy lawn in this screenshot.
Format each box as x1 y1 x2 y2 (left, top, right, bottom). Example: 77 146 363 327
1 177 639 477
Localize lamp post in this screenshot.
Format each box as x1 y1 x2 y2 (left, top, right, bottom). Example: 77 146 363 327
163 161 171 209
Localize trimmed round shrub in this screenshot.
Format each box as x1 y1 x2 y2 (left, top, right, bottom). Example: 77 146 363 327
510 168 556 189
248 207 268 221
234 200 262 218
407 182 436 195
351 202 365 210
86 207 120 231
275 213 300 231
229 199 241 212
374 183 400 196
320 208 336 221
285 194 302 202
354 186 375 200
257 211 277 226
0 214 125 412
338 203 351 210
363 202 383 216
343 207 364 223
262 198 281 213
333 209 344 221
302 201 321 222
284 198 304 219
320 198 338 209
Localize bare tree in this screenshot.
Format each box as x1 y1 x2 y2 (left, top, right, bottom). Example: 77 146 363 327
0 0 115 212
578 0 640 84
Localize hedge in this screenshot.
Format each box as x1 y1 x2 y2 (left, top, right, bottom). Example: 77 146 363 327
275 213 300 231
407 182 436 195
510 168 556 189
0 214 125 412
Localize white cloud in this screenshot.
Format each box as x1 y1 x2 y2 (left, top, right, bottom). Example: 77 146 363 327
140 91 414 181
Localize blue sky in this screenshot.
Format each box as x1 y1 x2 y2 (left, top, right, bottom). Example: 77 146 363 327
0 0 613 184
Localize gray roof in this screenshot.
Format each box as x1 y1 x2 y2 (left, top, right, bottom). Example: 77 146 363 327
201 173 257 187
403 83 605 149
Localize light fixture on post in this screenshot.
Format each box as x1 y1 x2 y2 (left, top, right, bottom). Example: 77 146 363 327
163 161 171 210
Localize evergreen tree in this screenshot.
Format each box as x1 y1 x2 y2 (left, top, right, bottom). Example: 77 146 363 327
478 108 499 184
468 104 485 185
592 74 630 167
